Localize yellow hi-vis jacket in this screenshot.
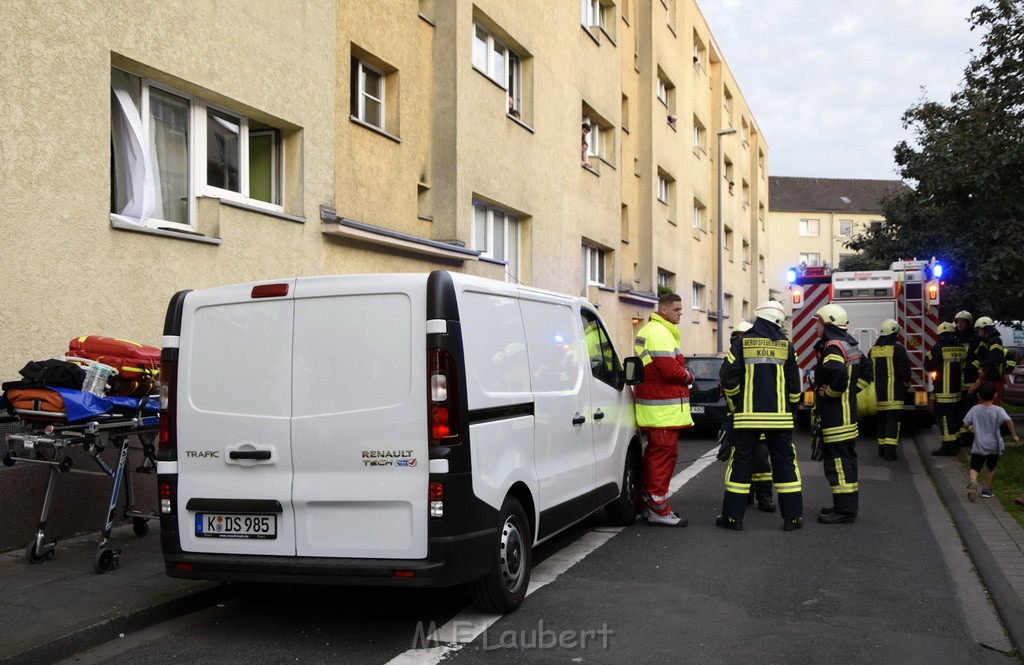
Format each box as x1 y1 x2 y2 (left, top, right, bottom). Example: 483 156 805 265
633 313 694 429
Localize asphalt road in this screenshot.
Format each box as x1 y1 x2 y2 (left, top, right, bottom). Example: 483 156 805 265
56 428 1014 665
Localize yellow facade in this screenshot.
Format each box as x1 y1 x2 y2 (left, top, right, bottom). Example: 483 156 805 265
0 0 766 381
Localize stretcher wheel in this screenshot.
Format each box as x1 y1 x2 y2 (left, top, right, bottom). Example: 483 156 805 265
3 453 14 467
25 539 55 564
93 547 119 574
132 517 150 536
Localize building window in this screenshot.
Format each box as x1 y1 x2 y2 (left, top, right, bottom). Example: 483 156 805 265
692 32 706 73
741 180 750 207
740 117 750 146
692 200 706 230
724 225 733 253
658 269 673 291
692 282 705 310
110 68 283 233
799 252 821 267
693 117 706 152
724 294 733 319
799 218 820 236
473 201 521 282
582 107 615 169
723 86 734 127
656 68 675 115
758 203 766 230
581 0 615 39
473 22 524 116
352 58 384 129
657 174 671 205
838 219 853 237
583 244 607 286
742 239 750 266
758 255 765 282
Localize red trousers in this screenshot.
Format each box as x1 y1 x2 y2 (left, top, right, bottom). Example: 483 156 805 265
643 428 680 515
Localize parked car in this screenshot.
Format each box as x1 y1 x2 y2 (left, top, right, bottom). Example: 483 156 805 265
686 354 728 428
1000 346 1024 406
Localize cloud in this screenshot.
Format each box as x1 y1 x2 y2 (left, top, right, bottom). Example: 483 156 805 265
700 0 980 178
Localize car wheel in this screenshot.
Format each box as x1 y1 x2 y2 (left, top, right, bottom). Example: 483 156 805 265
470 496 532 614
604 447 641 526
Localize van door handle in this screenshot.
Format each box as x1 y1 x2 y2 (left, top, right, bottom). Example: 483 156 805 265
593 409 605 420
572 413 586 426
229 450 272 460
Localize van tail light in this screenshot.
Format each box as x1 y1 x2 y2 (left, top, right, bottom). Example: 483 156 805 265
159 357 179 457
428 348 461 446
429 482 444 518
159 479 176 515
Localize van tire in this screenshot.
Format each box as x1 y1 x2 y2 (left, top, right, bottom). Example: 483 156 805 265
604 449 641 526
470 496 531 614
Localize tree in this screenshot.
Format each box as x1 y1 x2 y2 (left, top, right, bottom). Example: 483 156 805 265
847 0 1024 321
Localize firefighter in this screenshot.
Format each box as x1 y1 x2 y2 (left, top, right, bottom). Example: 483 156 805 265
975 316 1007 405
633 293 694 527
926 321 966 456
955 311 985 447
869 319 912 461
717 321 776 512
812 304 873 525
716 301 803 532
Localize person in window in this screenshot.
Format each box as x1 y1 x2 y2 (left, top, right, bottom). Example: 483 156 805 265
581 121 592 167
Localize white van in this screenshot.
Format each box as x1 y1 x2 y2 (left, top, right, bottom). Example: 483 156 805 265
157 270 642 612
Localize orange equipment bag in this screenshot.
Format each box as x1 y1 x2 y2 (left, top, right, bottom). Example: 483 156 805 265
66 336 161 398
4 387 66 419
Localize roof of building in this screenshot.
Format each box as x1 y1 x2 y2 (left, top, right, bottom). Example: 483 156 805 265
769 176 911 214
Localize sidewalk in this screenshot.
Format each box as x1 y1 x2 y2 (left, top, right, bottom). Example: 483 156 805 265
0 428 1022 665
912 426 1024 657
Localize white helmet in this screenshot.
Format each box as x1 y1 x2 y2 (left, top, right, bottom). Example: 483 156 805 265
880 319 899 335
954 310 973 323
754 300 786 327
735 320 754 334
937 321 956 335
816 303 848 329
975 316 995 330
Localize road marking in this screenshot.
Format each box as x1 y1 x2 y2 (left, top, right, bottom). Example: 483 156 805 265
386 445 718 665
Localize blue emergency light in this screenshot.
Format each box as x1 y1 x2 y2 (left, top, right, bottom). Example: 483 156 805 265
786 268 797 284
932 263 943 279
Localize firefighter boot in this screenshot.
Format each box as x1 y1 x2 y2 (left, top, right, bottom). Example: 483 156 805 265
817 511 856 524
782 517 803 531
715 515 743 531
756 496 777 513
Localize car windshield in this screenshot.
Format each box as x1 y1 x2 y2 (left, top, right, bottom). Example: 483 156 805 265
688 358 722 380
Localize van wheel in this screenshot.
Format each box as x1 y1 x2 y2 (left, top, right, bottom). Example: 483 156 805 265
604 449 641 526
470 496 531 614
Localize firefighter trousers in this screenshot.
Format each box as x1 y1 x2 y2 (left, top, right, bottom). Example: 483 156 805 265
823 439 858 515
934 400 962 449
642 428 680 516
721 429 802 520
750 440 773 499
876 408 903 453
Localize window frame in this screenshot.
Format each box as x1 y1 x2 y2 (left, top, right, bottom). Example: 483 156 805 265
473 201 521 282
657 175 669 204
581 308 623 388
692 282 705 310
583 244 607 286
798 218 820 237
838 219 853 237
799 252 821 267
353 57 385 130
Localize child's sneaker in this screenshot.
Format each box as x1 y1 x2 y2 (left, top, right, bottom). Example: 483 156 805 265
981 488 995 499
968 479 979 502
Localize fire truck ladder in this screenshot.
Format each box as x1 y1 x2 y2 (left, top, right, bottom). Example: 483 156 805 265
899 280 927 390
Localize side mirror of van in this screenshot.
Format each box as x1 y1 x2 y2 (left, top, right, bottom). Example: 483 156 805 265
623 357 643 385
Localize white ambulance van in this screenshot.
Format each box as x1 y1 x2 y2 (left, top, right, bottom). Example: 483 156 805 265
157 270 642 613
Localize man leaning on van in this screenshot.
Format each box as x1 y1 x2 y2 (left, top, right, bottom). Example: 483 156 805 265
633 293 695 527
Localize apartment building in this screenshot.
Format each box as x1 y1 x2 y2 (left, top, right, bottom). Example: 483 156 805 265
765 176 911 318
0 0 766 382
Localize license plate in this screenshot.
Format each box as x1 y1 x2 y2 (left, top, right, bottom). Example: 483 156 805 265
690 405 705 414
195 513 277 539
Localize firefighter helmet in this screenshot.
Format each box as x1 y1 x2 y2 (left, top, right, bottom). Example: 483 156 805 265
937 321 956 335
954 310 973 324
880 319 899 335
815 303 848 329
754 300 786 327
731 320 753 338
975 316 995 330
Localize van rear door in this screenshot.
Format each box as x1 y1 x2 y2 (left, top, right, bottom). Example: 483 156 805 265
176 281 298 556
289 275 429 559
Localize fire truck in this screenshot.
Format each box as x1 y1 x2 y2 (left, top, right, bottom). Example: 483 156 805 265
787 259 943 422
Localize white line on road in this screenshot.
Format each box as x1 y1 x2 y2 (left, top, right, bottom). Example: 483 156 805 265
386 445 718 665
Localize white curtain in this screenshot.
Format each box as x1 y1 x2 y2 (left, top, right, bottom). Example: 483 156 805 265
110 69 155 223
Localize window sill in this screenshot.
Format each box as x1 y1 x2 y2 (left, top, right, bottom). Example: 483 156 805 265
693 145 707 158
219 198 305 224
320 207 480 261
110 215 222 245
507 112 535 133
581 24 601 46
349 115 402 144
668 219 676 226
622 124 630 134
598 156 616 171
582 162 600 175
598 26 617 47
417 12 435 26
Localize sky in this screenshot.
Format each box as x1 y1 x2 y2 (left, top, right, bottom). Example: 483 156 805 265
698 0 984 181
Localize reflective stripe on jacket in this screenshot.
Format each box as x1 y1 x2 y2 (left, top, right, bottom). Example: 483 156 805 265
925 335 965 402
634 313 694 429
870 334 911 410
720 317 800 429
813 331 873 444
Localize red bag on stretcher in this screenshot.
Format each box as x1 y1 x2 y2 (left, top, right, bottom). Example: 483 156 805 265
66 336 161 398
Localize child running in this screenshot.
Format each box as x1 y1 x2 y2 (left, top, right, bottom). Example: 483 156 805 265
964 381 1020 501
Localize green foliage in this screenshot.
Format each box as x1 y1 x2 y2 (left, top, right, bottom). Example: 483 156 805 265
657 285 674 296
847 1 1024 322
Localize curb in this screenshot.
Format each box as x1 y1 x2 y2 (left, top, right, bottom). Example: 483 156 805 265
0 584 227 665
913 430 1024 658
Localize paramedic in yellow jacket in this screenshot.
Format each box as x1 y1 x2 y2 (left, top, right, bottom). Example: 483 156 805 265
715 301 803 532
813 304 873 524
633 293 694 527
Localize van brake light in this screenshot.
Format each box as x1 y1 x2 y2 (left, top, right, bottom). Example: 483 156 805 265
427 348 461 446
159 357 179 458
251 283 289 298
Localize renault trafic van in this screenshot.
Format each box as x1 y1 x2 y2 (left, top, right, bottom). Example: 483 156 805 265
157 270 641 612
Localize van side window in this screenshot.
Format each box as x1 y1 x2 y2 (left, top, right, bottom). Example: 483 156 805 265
581 309 622 386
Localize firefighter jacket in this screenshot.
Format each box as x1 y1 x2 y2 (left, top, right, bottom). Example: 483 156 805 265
869 333 911 410
720 317 801 430
813 327 873 444
633 313 694 429
982 332 1007 379
925 332 966 402
957 328 986 384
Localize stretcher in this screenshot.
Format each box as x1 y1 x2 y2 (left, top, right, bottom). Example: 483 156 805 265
1 389 160 573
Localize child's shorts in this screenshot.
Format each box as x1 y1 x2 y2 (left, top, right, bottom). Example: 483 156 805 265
969 453 999 472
